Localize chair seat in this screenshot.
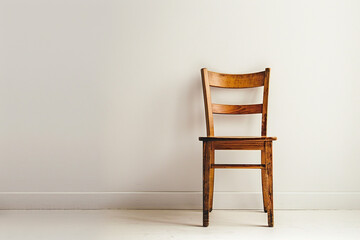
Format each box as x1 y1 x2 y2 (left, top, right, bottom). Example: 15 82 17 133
199 136 277 141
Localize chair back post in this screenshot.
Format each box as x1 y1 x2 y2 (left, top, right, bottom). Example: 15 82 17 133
261 68 270 136
201 68 214 136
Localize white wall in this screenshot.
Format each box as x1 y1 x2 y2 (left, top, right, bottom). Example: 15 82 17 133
1 0 360 209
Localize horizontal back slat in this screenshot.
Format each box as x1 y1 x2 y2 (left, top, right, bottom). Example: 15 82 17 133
212 103 263 114
208 71 265 88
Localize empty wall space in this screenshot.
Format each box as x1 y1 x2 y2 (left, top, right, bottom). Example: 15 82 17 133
0 0 359 209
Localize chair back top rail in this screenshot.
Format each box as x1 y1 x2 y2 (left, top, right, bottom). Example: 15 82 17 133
208 70 265 88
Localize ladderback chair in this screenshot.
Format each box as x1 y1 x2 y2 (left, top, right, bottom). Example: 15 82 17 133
199 68 277 227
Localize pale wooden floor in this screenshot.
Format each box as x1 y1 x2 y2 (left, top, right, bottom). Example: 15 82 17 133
0 210 359 240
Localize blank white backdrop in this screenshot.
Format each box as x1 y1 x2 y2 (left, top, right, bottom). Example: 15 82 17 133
1 0 359 209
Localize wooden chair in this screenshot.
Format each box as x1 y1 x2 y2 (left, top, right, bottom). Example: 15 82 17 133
199 68 277 227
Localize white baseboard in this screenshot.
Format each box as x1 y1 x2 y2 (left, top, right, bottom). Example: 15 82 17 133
0 192 359 210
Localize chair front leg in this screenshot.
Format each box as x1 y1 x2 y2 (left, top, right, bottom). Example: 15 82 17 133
209 148 215 212
265 142 274 227
203 141 211 227
261 149 269 213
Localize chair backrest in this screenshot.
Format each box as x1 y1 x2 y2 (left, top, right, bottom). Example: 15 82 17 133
201 68 270 137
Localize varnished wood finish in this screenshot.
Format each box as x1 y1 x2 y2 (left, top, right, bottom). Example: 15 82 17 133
203 141 211 227
265 142 274 227
200 136 276 141
200 68 276 227
201 68 214 136
212 164 265 169
212 140 265 150
262 68 270 136
261 149 269 213
212 103 263 114
208 70 265 88
209 148 215 212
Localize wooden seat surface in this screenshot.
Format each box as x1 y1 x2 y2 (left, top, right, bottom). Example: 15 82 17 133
199 136 277 141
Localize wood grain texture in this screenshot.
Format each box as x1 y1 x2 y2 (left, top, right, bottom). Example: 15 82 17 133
212 104 263 114
203 141 211 227
209 148 215 212
261 149 269 213
213 140 265 150
208 70 265 88
265 141 274 227
262 68 270 136
201 68 214 136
